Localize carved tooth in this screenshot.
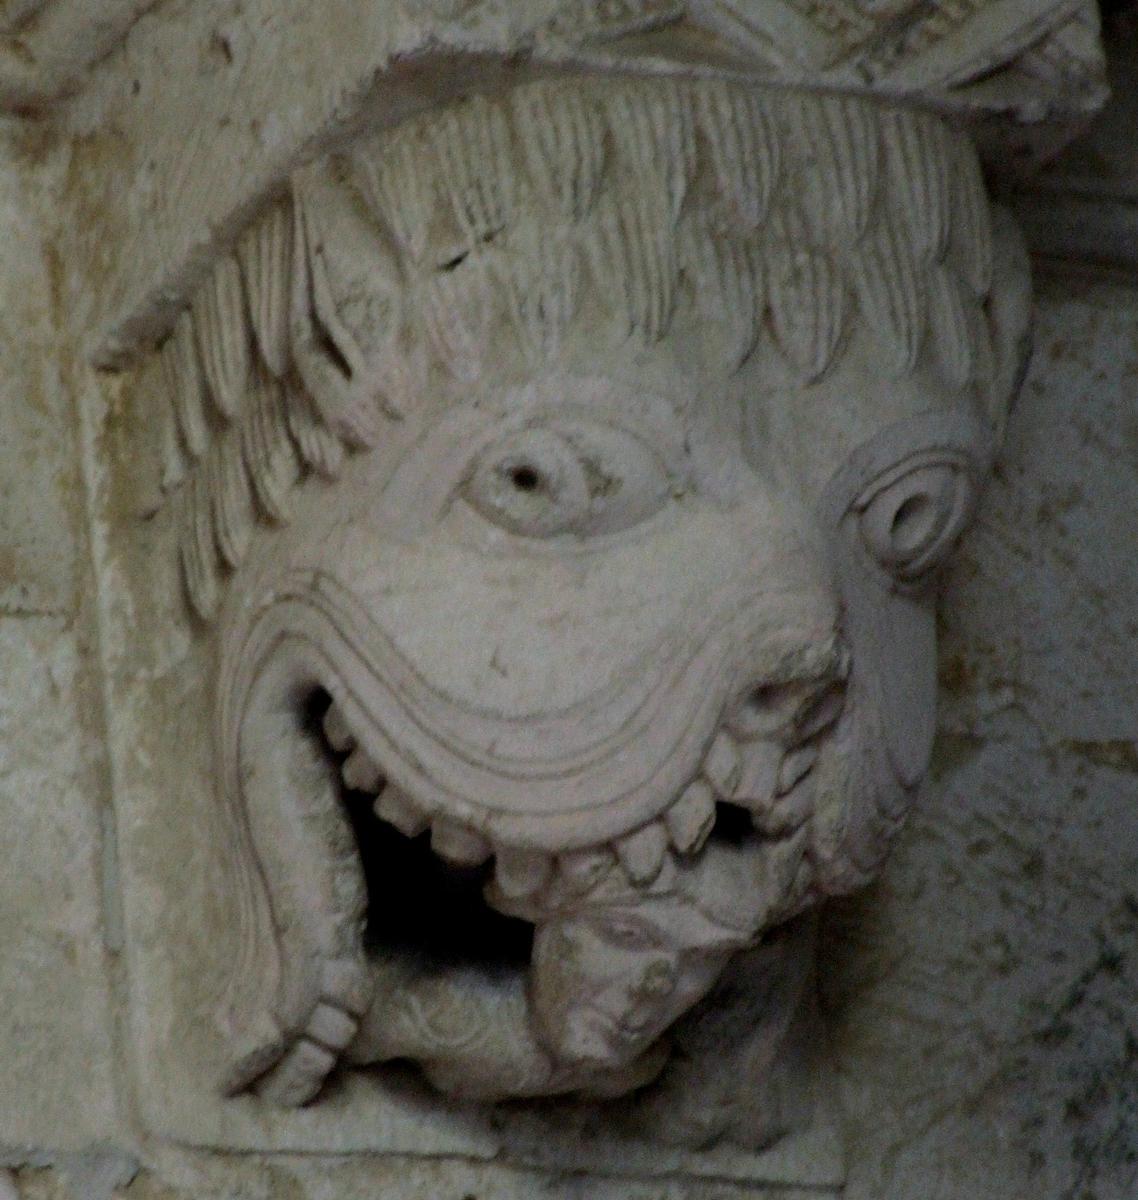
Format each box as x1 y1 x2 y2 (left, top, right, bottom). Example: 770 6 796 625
322 703 355 753
320 958 372 1017
374 786 429 839
776 745 819 797
494 847 554 899
734 740 781 811
341 748 382 793
702 730 742 798
306 1002 358 1052
752 786 814 837
431 819 492 867
557 846 615 893
255 1037 335 1107
665 779 716 855
615 822 669 886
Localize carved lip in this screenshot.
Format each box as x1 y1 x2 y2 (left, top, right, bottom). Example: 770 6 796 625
221 568 844 856
317 660 850 917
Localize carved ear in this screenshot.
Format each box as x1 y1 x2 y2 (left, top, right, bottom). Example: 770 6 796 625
985 206 1033 441
290 164 406 447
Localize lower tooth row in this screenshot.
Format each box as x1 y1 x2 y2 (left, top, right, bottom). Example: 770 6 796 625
696 727 819 829
431 818 492 867
615 821 671 885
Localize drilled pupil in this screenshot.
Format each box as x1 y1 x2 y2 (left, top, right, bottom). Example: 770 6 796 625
509 465 541 492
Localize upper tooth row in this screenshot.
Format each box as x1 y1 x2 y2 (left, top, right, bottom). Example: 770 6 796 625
323 703 820 899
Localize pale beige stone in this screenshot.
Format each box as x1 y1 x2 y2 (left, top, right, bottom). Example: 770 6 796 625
0 137 75 618
0 620 119 1148
829 275 1138 1200
0 0 1130 1196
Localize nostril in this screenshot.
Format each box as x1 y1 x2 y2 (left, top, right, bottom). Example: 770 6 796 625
728 652 850 741
729 681 801 737
746 682 793 712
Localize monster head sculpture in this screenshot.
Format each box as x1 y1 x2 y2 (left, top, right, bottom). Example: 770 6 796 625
157 72 1033 1119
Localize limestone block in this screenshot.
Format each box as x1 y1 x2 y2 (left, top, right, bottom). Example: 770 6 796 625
0 617 119 1149
0 138 75 617
33 0 1117 1195
826 275 1138 1200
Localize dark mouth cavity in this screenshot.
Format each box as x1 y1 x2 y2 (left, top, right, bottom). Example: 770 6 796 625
302 689 534 971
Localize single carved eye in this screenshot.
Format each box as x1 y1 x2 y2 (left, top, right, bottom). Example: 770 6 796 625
857 460 975 582
463 422 673 539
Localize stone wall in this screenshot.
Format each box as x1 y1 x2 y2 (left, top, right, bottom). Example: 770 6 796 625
0 121 122 1165
827 270 1138 1200
2 210 1136 1200
0 5 1136 1197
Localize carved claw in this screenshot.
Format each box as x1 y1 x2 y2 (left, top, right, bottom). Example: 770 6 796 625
245 959 372 1107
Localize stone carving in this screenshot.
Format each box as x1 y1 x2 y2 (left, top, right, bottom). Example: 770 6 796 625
135 0 1097 1149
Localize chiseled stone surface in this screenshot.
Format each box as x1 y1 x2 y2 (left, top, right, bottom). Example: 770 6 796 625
1 220 1137 1200
0 130 120 1153
0 128 75 618
76 62 1029 1187
828 273 1138 1200
0 617 120 1151
0 6 1130 1200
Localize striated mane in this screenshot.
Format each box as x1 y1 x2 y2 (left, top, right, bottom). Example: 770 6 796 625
154 76 1000 620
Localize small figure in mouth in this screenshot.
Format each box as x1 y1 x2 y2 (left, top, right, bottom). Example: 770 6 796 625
340 836 779 1099
495 836 782 1076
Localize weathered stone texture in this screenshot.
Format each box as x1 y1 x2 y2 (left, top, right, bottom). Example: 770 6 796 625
0 133 119 1153
827 274 1138 1200
0 132 75 617
0 617 119 1150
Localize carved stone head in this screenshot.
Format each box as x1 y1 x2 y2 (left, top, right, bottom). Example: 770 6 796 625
159 75 1031 1116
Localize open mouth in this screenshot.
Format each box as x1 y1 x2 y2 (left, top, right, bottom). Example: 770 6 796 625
222 652 850 1105
313 663 848 947
305 692 537 973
